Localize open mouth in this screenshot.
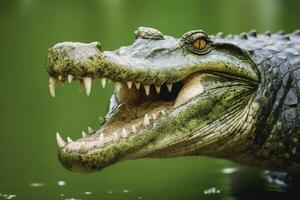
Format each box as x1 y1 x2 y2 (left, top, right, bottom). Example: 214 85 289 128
46 29 259 172
52 71 205 163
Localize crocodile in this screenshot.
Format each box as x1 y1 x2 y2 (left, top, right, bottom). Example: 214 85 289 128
45 27 300 173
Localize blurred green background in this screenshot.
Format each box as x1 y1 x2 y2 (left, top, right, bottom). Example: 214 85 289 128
0 0 299 199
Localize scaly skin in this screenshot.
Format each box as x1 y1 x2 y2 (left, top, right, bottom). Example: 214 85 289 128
45 27 300 173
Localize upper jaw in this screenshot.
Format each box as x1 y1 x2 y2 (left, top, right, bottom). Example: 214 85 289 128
45 40 258 90
45 40 185 85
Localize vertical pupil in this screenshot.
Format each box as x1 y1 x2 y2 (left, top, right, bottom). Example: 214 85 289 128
193 39 206 49
197 40 201 48
193 40 200 48
200 39 206 49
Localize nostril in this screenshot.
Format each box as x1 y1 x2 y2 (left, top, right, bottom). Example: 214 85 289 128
91 42 102 51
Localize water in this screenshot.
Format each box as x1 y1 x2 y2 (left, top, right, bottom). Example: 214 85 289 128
0 0 299 199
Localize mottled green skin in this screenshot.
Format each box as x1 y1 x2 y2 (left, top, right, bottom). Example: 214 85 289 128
45 27 300 173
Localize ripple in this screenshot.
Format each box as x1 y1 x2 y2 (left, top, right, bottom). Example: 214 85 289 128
57 180 66 187
64 198 81 200
0 193 16 200
222 167 237 174
29 182 44 187
84 191 92 195
203 187 221 195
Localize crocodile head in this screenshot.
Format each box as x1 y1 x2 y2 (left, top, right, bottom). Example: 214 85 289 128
45 27 260 173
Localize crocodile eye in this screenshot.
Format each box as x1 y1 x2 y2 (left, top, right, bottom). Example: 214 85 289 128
192 38 206 49
181 30 212 55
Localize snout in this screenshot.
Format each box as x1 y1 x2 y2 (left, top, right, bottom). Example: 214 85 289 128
45 41 105 77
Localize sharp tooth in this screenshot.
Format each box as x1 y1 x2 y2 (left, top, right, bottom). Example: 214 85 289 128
67 74 73 83
83 77 92 96
161 110 166 115
166 83 173 92
67 137 73 143
82 131 87 138
101 78 107 88
152 113 157 120
144 85 150 96
49 77 56 97
97 133 104 147
127 81 133 89
56 132 66 148
58 75 63 81
121 128 128 138
99 116 104 124
113 132 119 142
155 85 161 93
143 113 150 127
131 125 137 133
80 141 86 150
115 82 122 92
88 127 93 134
135 82 141 89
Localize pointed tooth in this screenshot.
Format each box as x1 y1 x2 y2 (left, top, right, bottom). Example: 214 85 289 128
97 133 104 147
82 131 87 138
49 77 56 97
101 78 107 88
113 132 119 142
144 85 150 96
67 74 73 83
67 137 73 143
131 125 137 133
115 82 122 92
58 75 63 81
56 132 66 148
155 85 161 93
88 127 93 134
161 110 166 115
166 83 173 92
121 128 128 138
152 113 157 120
135 82 141 89
83 77 92 96
99 116 104 124
127 81 133 89
143 113 150 127
80 141 86 150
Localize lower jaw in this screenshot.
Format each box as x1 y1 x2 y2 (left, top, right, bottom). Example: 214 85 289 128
58 100 174 170
58 112 166 173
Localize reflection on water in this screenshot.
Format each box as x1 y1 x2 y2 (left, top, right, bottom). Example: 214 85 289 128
2 165 300 199
203 187 221 195
57 180 66 187
29 183 44 187
222 167 238 174
0 194 16 200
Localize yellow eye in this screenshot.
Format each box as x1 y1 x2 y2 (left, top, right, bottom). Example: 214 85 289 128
192 38 206 49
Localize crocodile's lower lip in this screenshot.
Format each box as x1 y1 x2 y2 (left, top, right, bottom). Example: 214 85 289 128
52 71 205 172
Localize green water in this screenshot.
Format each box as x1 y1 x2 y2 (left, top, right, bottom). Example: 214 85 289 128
0 0 299 199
